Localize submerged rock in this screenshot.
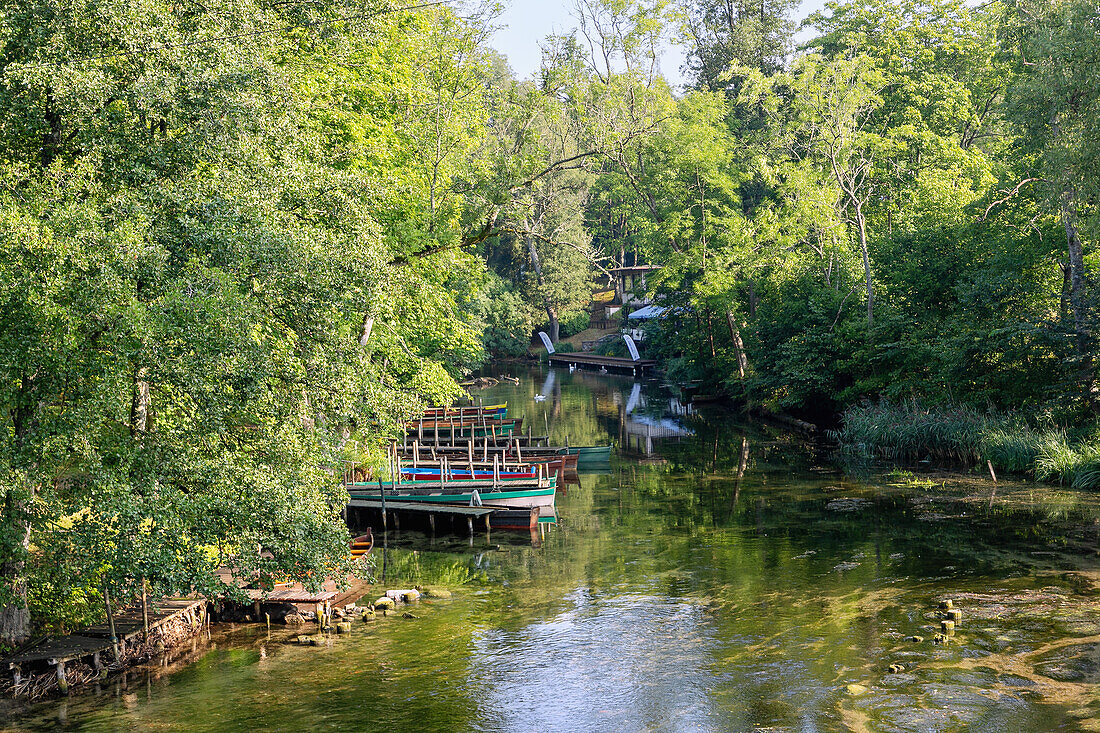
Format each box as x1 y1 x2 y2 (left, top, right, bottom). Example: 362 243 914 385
845 683 870 696
422 588 452 599
826 498 869 512
374 597 396 610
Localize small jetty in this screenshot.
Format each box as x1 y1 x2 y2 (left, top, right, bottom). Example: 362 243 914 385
548 352 656 374
4 598 207 698
347 498 538 535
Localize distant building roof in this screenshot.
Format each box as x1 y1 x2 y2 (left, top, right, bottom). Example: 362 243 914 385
626 305 666 320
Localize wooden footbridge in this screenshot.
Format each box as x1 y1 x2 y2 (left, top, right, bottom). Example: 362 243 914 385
548 352 657 374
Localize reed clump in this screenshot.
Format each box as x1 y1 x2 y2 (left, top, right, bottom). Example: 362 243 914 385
833 402 1100 490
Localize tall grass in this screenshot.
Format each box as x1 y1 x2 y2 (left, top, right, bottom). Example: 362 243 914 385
833 402 1100 490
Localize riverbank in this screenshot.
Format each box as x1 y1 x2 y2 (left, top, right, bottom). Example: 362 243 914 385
0 579 457 702
833 402 1100 489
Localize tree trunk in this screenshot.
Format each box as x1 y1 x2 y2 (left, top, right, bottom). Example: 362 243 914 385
726 311 748 380
131 367 150 435
41 87 63 169
1060 188 1099 415
526 232 560 343
854 200 874 331
1059 260 1071 322
359 316 374 346
548 308 560 344
1 490 32 648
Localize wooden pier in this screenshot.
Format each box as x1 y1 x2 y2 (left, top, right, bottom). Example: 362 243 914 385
548 352 657 374
347 498 537 535
4 597 207 697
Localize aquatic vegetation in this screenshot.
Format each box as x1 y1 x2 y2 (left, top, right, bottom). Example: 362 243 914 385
834 403 1100 489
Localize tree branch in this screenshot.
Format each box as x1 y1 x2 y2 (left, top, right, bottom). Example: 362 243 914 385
979 178 1044 222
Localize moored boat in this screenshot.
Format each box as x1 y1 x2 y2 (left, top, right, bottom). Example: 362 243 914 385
347 474 556 509
349 530 373 557
421 403 507 419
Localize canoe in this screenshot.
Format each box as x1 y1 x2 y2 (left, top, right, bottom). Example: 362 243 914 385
350 530 373 558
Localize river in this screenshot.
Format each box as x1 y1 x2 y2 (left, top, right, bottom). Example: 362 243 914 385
4 366 1100 732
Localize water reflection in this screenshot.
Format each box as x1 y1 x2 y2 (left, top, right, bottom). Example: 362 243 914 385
4 366 1100 732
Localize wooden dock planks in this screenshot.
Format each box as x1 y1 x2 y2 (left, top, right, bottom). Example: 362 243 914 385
548 352 656 373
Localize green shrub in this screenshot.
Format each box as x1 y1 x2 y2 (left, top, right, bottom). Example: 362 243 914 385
557 310 591 339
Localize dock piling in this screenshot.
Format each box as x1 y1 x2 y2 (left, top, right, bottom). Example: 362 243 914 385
52 659 68 696
103 586 119 662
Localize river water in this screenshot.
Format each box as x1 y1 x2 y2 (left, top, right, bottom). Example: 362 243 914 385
4 367 1100 732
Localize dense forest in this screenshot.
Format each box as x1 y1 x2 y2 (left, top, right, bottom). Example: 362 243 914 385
0 0 1096 645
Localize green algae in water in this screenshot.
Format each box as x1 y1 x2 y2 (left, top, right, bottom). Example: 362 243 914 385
3 367 1100 732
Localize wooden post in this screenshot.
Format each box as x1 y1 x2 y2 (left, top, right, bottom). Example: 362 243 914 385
468 438 474 475
141 577 150 642
11 664 22 692
104 585 120 662
515 438 523 464
412 440 418 468
467 516 474 536
52 660 68 696
378 478 388 531
429 513 435 535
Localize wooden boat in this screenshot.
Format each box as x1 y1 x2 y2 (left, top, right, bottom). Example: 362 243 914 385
422 403 507 419
397 447 579 470
487 507 539 530
400 467 538 480
559 445 612 460
397 454 576 473
350 530 373 557
408 417 521 430
347 474 556 509
409 420 519 435
405 420 520 440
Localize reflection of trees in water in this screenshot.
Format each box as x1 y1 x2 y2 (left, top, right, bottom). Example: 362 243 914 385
471 366 1100 603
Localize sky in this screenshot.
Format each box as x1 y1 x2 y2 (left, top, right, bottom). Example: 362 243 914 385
489 0 829 88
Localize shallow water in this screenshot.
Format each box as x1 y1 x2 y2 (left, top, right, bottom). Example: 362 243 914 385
4 367 1100 732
